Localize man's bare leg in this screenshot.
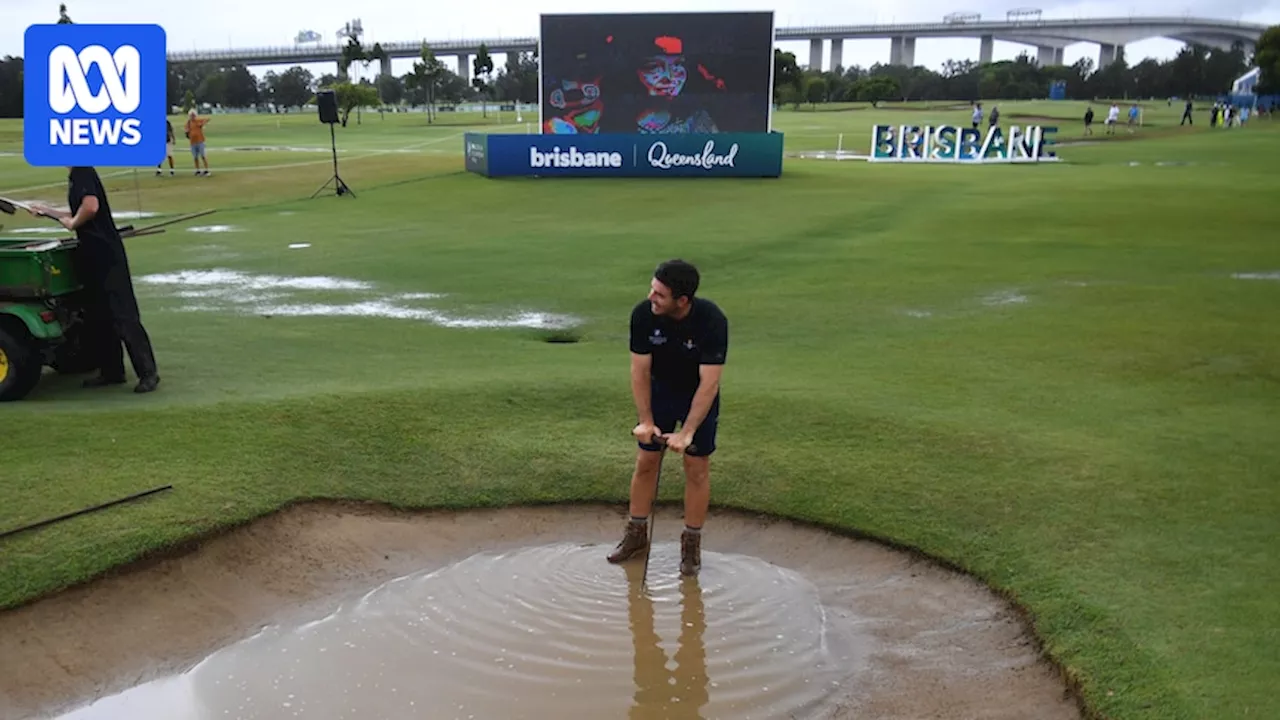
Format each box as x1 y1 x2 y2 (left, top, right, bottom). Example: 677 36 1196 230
681 455 710 528
628 448 664 517
608 448 663 563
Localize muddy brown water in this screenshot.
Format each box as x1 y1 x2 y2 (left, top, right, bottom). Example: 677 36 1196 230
0 504 1082 720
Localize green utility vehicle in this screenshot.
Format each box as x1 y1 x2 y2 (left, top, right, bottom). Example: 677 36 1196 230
0 235 99 401
0 205 212 401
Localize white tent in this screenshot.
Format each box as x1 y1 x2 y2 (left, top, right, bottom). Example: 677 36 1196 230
1232 68 1260 95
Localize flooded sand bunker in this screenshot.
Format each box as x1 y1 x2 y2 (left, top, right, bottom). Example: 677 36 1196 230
0 505 1082 720
61 546 848 719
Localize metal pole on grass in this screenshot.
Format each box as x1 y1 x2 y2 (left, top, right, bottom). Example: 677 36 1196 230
0 485 173 542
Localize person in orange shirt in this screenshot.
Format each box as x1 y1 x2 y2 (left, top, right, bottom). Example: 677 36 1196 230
184 109 211 176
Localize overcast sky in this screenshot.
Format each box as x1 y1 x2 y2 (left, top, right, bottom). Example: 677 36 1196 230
3 0 1277 78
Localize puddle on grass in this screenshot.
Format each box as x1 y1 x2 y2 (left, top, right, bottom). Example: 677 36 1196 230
142 269 372 292
791 150 870 161
981 290 1029 306
136 269 579 329
56 543 856 720
187 225 242 233
183 244 242 262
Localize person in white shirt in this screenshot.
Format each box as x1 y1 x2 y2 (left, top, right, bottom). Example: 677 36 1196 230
1106 104 1119 135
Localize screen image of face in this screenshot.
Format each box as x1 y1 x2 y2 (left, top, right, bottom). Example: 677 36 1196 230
543 76 604 133
539 12 774 135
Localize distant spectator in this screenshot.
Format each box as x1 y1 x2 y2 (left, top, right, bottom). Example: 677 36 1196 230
155 119 175 176
184 109 211 176
1084 106 1094 135
1106 103 1119 134
1181 99 1193 126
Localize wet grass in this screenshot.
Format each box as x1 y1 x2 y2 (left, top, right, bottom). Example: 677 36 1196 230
2 106 1279 720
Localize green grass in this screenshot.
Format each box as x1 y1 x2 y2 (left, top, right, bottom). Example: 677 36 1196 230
2 101 1278 720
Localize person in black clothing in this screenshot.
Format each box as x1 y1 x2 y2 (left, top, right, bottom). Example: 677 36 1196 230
30 167 160 393
607 259 728 577
1181 99 1194 125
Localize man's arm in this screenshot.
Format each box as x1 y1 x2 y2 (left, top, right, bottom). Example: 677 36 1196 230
680 364 723 437
63 195 99 230
631 352 654 425
680 308 728 438
628 302 655 427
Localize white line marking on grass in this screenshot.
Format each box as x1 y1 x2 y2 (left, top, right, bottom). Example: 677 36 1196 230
153 132 464 175
0 133 465 194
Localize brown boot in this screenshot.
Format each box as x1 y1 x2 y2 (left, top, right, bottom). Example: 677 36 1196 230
680 529 702 576
607 519 649 563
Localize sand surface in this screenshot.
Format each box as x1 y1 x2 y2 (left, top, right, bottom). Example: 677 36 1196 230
0 503 1082 719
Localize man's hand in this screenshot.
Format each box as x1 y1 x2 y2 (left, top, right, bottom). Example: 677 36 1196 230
661 429 695 454
632 422 661 445
29 204 70 221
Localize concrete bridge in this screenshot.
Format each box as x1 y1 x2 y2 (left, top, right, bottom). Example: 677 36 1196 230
166 15 1268 78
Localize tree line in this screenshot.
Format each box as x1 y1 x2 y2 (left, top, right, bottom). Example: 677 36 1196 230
773 34 1273 108
0 39 538 120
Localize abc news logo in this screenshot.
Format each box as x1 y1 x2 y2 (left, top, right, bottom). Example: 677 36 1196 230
48 44 144 146
24 24 166 167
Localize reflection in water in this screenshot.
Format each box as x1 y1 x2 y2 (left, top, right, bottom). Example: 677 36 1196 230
56 543 851 719
626 560 709 719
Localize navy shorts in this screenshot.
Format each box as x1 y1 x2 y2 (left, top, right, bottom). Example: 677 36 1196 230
637 384 720 457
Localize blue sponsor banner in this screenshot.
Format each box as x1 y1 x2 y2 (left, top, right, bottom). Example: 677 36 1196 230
464 132 783 178
464 135 488 175
24 23 168 167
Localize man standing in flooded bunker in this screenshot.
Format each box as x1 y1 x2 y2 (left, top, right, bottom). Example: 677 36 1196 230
608 259 728 577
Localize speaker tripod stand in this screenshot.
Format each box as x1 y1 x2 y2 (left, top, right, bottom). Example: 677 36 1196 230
312 122 355 199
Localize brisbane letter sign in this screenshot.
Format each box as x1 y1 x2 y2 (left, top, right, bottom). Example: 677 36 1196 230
869 124 1060 163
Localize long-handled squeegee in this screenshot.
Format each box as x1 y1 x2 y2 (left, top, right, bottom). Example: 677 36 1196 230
0 197 216 239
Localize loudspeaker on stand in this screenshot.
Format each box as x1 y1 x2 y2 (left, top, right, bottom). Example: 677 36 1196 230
316 90 339 125
312 89 354 199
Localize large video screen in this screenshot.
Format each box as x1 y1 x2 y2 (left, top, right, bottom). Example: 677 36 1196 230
539 11 775 135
